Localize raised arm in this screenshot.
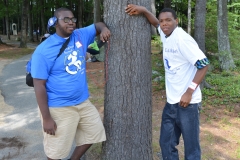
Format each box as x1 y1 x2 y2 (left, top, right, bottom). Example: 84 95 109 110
125 4 159 28
94 22 111 42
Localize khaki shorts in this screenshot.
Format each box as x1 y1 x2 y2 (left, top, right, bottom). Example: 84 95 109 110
39 99 106 159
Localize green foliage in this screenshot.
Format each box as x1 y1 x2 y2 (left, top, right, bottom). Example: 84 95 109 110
151 40 165 91
151 35 162 46
202 72 240 106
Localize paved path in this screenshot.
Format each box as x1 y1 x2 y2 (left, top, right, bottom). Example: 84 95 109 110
0 41 75 159
0 54 45 159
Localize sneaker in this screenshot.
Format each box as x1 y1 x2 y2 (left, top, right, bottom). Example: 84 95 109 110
91 56 100 62
86 58 92 62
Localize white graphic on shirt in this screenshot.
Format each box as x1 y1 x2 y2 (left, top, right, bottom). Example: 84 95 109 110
75 41 82 48
66 51 82 74
164 58 180 75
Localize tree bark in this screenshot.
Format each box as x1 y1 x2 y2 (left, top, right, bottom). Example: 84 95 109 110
28 0 34 42
151 0 157 35
4 0 10 40
194 0 206 53
102 1 153 160
40 0 46 35
217 0 235 70
187 0 191 34
194 0 211 89
2 18 6 35
94 0 101 23
19 0 28 48
78 0 83 28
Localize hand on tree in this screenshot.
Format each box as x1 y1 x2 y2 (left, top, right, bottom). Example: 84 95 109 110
125 4 146 15
100 27 111 42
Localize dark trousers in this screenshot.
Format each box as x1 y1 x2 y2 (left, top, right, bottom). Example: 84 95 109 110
87 48 99 55
159 102 201 160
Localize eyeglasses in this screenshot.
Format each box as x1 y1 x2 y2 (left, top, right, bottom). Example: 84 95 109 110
58 17 77 23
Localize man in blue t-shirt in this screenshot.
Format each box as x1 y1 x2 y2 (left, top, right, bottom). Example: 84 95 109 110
31 7 110 160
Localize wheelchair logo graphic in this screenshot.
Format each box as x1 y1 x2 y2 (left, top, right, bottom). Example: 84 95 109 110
65 51 83 75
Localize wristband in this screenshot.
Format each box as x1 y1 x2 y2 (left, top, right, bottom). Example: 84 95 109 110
188 82 198 90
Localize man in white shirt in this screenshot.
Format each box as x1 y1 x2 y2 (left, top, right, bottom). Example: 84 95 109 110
126 4 209 160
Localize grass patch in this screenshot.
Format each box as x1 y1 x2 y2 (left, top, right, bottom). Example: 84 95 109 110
202 72 240 106
236 144 240 159
0 47 34 59
86 143 102 159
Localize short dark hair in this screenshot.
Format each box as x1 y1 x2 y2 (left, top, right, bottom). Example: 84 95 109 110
54 7 72 18
159 8 177 19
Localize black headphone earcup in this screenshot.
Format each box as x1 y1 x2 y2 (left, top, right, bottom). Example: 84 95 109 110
48 26 56 35
47 17 57 34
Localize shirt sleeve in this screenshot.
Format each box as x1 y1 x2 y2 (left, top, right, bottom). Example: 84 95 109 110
75 24 96 47
31 48 51 80
178 35 206 66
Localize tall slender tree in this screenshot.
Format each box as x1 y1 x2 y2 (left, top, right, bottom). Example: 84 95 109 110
194 0 206 53
102 1 153 159
151 0 157 35
4 0 10 40
194 0 211 89
94 0 101 23
187 0 191 34
40 0 46 35
217 0 235 70
28 0 34 42
19 0 28 48
77 0 83 28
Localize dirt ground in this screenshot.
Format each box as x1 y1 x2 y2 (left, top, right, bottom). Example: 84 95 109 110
85 55 240 160
0 43 16 52
0 43 239 160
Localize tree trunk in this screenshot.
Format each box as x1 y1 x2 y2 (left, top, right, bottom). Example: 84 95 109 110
17 0 20 34
40 0 46 35
194 0 206 53
4 0 10 40
28 0 34 42
78 0 83 28
5 15 10 40
217 0 235 70
19 0 28 48
187 0 191 34
94 0 101 23
151 0 157 35
2 18 6 35
102 1 153 160
194 0 211 89
164 0 171 8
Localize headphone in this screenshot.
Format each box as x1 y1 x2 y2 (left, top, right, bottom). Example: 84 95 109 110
47 17 57 34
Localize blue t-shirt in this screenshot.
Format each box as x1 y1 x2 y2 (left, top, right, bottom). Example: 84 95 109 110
31 24 96 107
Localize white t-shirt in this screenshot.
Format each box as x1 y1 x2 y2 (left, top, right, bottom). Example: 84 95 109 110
157 27 206 104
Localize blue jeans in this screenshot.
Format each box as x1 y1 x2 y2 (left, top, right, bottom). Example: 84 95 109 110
159 102 201 160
